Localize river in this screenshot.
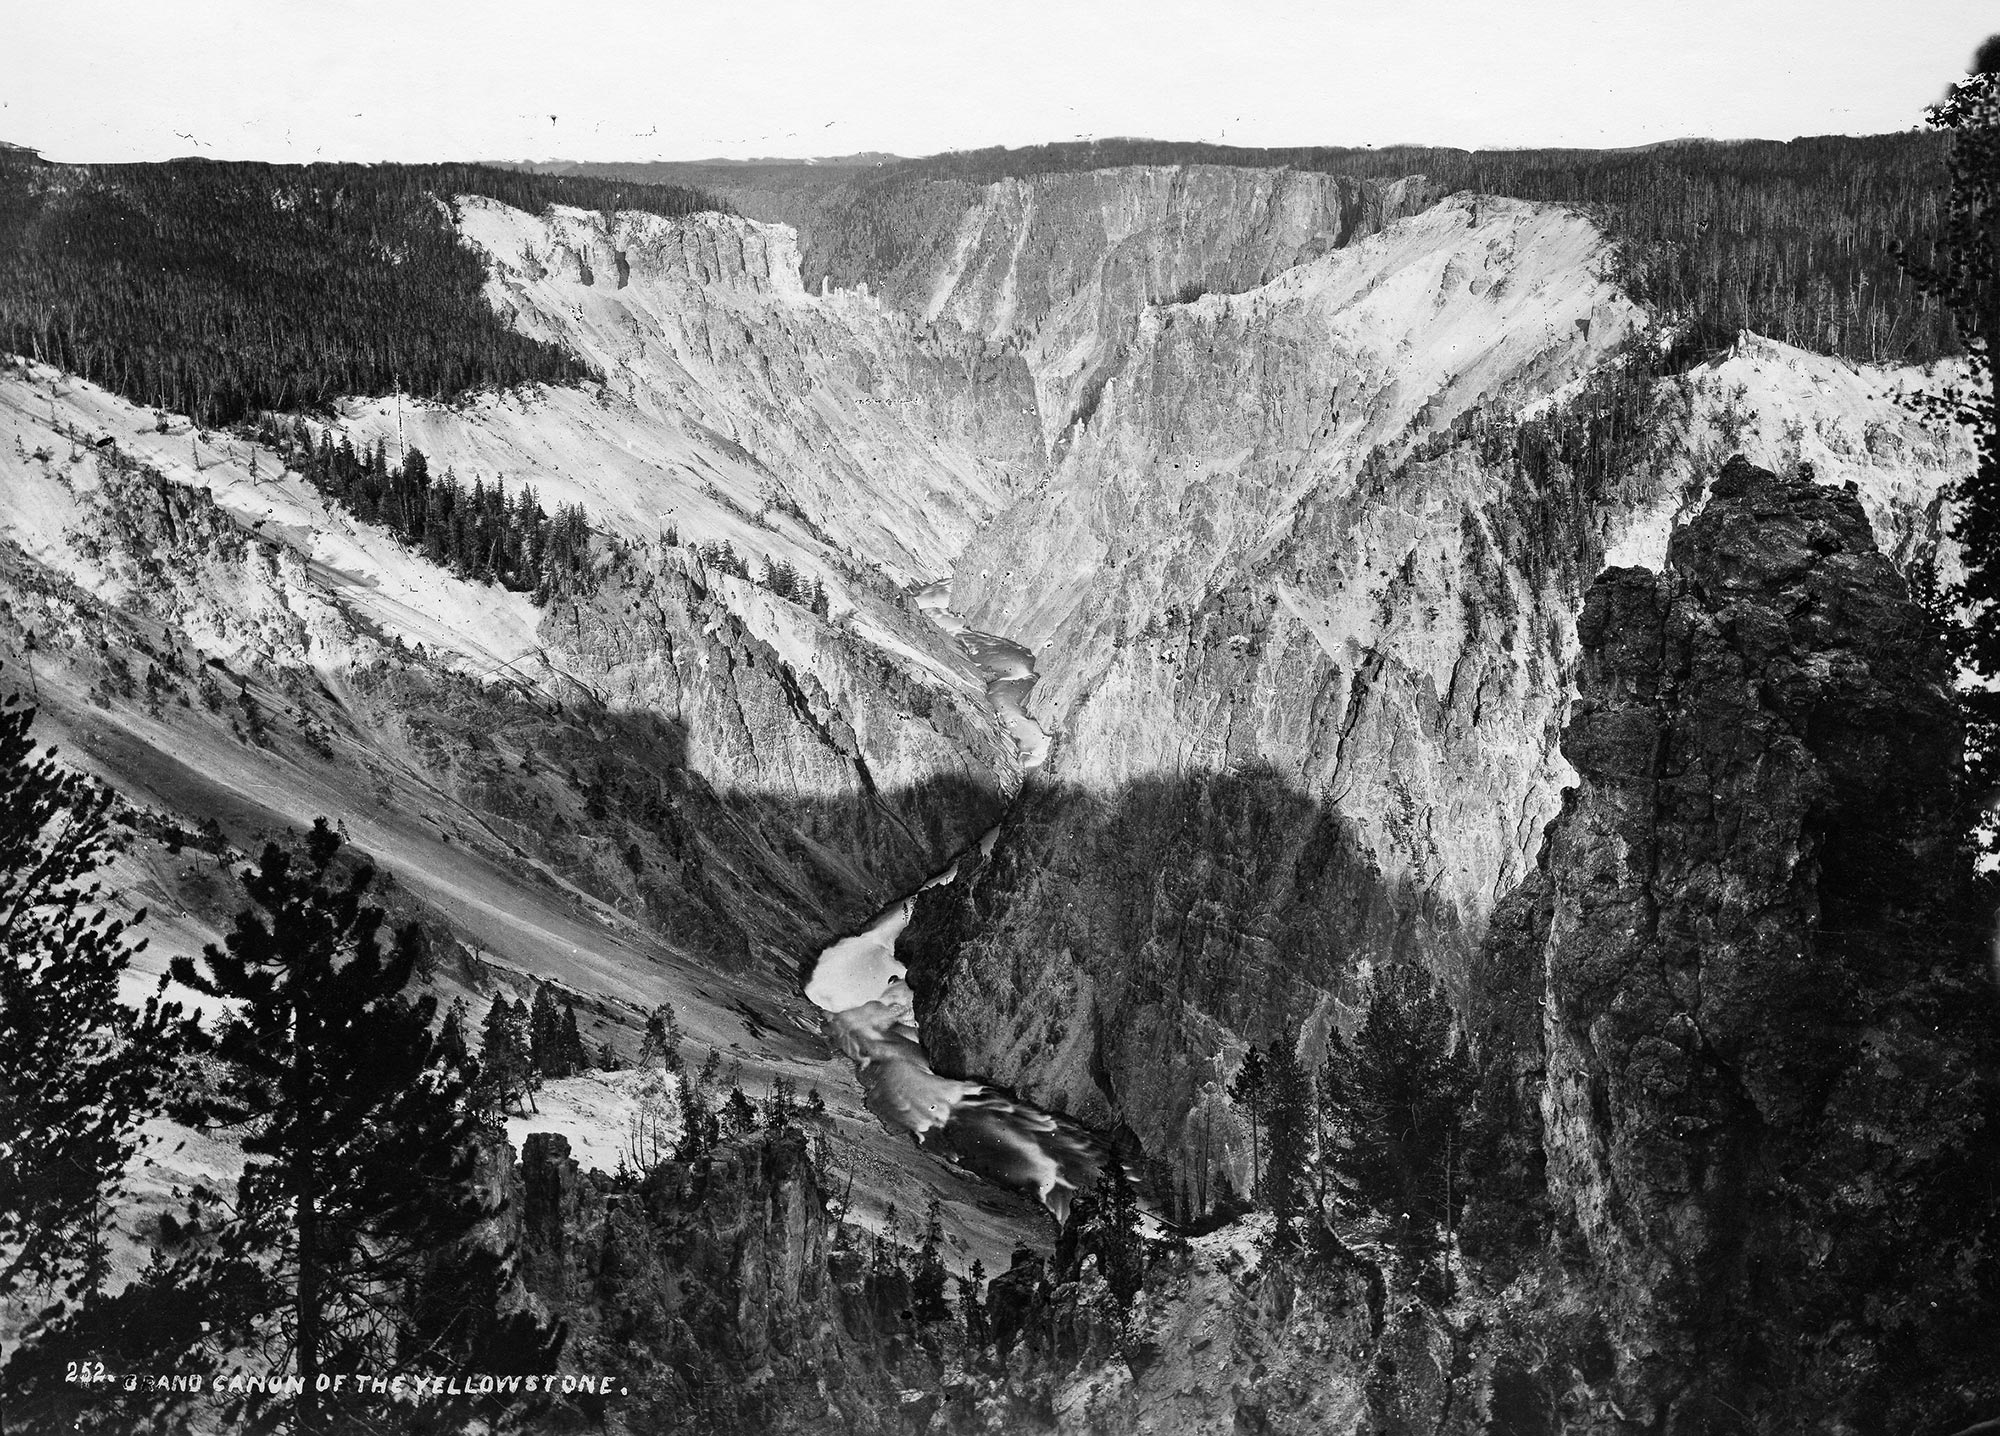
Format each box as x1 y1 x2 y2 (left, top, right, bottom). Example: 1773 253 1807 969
803 586 1102 1221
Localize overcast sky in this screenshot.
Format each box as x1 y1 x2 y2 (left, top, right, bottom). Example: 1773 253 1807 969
5 1 1993 164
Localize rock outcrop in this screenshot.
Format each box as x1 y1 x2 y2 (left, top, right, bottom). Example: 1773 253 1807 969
496 1132 1446 1436
499 1129 944 1435
1477 458 2000 1433
911 458 2000 1435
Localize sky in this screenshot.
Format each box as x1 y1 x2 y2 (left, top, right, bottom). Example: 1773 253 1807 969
3 0 1994 165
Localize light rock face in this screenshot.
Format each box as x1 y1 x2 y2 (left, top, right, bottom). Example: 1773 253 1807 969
898 165 1431 445
951 194 1643 656
0 368 1011 947
333 200 1042 593
1603 332 1968 574
1497 459 2000 1433
901 197 1663 1175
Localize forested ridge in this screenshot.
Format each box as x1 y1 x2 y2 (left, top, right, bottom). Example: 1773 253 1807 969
0 132 1955 441
0 154 727 425
749 133 1957 363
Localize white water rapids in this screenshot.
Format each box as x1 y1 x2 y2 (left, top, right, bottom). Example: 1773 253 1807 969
803 586 1103 1220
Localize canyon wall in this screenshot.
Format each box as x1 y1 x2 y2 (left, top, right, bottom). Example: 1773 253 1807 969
895 165 1431 443
892 187 1967 1191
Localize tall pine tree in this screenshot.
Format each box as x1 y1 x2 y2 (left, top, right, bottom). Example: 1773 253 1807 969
1228 1046 1268 1201
528 982 586 1079
1063 1163 1146 1305
1261 1043 1314 1254
170 819 486 1433
1320 964 1476 1296
477 994 536 1114
639 1001 685 1077
437 997 471 1065
558 995 587 1075
911 1197 951 1322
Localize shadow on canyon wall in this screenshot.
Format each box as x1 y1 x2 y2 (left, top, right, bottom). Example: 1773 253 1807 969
898 761 1467 1203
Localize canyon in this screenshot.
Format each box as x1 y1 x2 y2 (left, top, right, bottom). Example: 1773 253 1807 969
1 157 1987 1430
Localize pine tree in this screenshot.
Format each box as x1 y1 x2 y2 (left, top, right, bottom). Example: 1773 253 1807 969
478 995 534 1114
1229 1046 1269 1201
437 997 471 1065
674 1049 725 1160
911 1197 950 1321
1320 964 1476 1295
170 819 487 1433
961 1260 989 1345
401 445 430 538
511 999 542 1106
674 1070 719 1160
721 1086 758 1138
874 1203 904 1276
694 1047 722 1102
0 688 182 1308
625 1065 680 1173
528 983 564 1078
763 1073 798 1130
1262 1043 1314 1253
638 1001 684 1076
558 996 587 1075
1061 1163 1146 1305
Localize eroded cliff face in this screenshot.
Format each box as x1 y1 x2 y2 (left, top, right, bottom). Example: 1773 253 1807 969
1478 458 2000 1434
333 200 1043 593
903 191 1968 1191
904 197 1656 1182
899 166 1430 444
0 369 1009 955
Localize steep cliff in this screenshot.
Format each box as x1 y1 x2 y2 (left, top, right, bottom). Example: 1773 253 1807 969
900 196 1650 1183
897 165 1430 444
479 459 2000 1436
1472 458 2000 1434
333 200 1042 594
